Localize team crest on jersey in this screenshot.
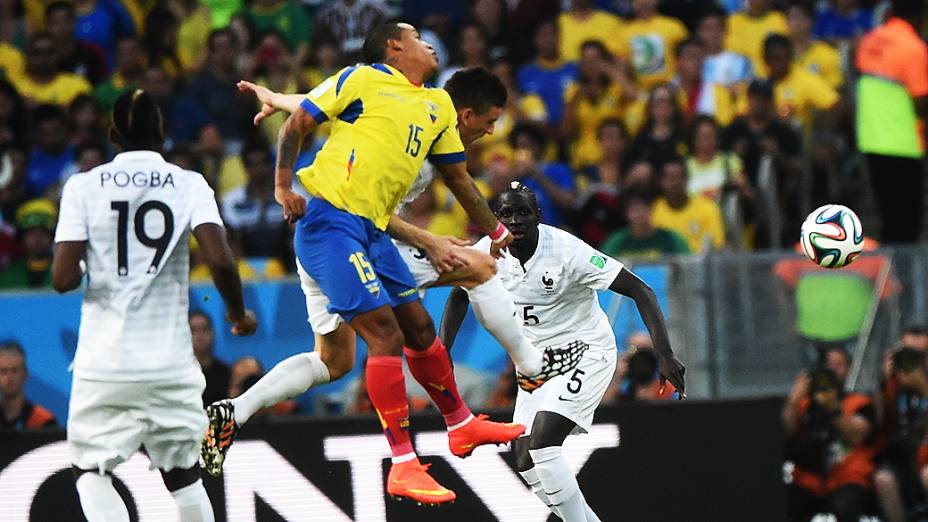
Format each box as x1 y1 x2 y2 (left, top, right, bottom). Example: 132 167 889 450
425 100 439 124
541 271 557 295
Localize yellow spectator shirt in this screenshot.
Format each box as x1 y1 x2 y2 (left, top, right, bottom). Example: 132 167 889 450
795 41 843 89
564 82 624 169
9 72 92 106
772 66 839 129
558 10 625 62
296 64 465 230
615 15 689 89
652 195 725 252
725 11 789 76
0 43 23 79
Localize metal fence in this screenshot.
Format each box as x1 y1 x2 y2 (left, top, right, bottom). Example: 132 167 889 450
647 245 928 399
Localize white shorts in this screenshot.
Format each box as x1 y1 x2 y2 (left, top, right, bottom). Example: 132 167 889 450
68 369 207 473
296 240 440 336
393 239 441 289
514 348 616 435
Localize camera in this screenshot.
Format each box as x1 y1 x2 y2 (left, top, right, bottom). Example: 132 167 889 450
626 348 658 386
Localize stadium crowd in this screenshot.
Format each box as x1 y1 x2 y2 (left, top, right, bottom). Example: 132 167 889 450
0 0 920 292
1 0 928 519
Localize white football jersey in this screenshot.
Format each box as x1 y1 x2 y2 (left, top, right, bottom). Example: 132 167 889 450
401 161 436 206
55 151 223 382
475 225 624 352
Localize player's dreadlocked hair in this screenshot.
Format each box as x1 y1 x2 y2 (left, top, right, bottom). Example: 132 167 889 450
109 89 164 151
362 23 405 64
444 67 508 116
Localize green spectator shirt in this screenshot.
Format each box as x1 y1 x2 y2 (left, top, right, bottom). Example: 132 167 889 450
0 259 52 290
94 74 134 112
247 1 313 50
600 228 690 261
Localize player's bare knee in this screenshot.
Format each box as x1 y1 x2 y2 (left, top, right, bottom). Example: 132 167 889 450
320 350 353 380
72 465 101 480
403 319 437 350
368 323 406 356
352 309 404 356
394 302 437 350
512 437 534 472
160 465 200 492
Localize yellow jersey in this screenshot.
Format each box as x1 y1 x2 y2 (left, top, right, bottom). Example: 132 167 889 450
652 195 725 253
297 64 465 230
564 82 624 169
795 41 843 89
725 11 789 76
9 72 92 106
558 10 625 62
0 43 23 79
773 65 839 129
615 15 689 89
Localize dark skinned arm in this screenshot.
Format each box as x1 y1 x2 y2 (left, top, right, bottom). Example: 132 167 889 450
274 109 317 223
609 267 685 396
435 161 513 257
51 241 87 293
193 223 257 335
439 286 471 351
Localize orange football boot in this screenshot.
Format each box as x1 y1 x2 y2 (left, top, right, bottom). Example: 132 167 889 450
448 414 526 458
387 458 456 505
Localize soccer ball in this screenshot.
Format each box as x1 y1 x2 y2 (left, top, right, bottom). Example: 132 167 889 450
800 204 864 269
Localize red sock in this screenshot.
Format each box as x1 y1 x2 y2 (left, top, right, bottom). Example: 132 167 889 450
404 338 472 428
366 356 414 458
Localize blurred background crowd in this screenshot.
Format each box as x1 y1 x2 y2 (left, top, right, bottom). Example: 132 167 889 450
3 0 928 519
0 0 918 292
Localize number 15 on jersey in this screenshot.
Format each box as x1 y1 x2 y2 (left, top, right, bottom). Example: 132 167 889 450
405 125 423 157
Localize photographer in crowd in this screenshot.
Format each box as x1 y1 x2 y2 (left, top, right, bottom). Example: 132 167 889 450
782 347 877 522
873 326 928 522
603 333 678 403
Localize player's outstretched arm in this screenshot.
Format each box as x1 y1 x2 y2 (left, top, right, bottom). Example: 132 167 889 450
438 287 471 351
435 162 512 257
274 109 316 223
386 215 470 273
193 223 257 336
51 241 87 293
237 81 306 125
609 268 686 397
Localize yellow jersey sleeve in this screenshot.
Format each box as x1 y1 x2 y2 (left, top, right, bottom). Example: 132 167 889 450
426 91 465 164
299 66 367 124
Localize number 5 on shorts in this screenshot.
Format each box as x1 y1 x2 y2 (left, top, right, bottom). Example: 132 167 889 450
349 252 376 283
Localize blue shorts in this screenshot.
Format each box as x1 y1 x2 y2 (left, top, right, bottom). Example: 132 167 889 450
294 198 419 324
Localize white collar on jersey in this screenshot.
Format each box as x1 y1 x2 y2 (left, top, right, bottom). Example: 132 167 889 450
113 151 165 163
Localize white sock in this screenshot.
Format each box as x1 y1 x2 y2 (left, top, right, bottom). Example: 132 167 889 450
75 473 129 522
466 277 543 376
519 467 554 510
231 352 330 424
529 446 597 522
171 479 214 522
